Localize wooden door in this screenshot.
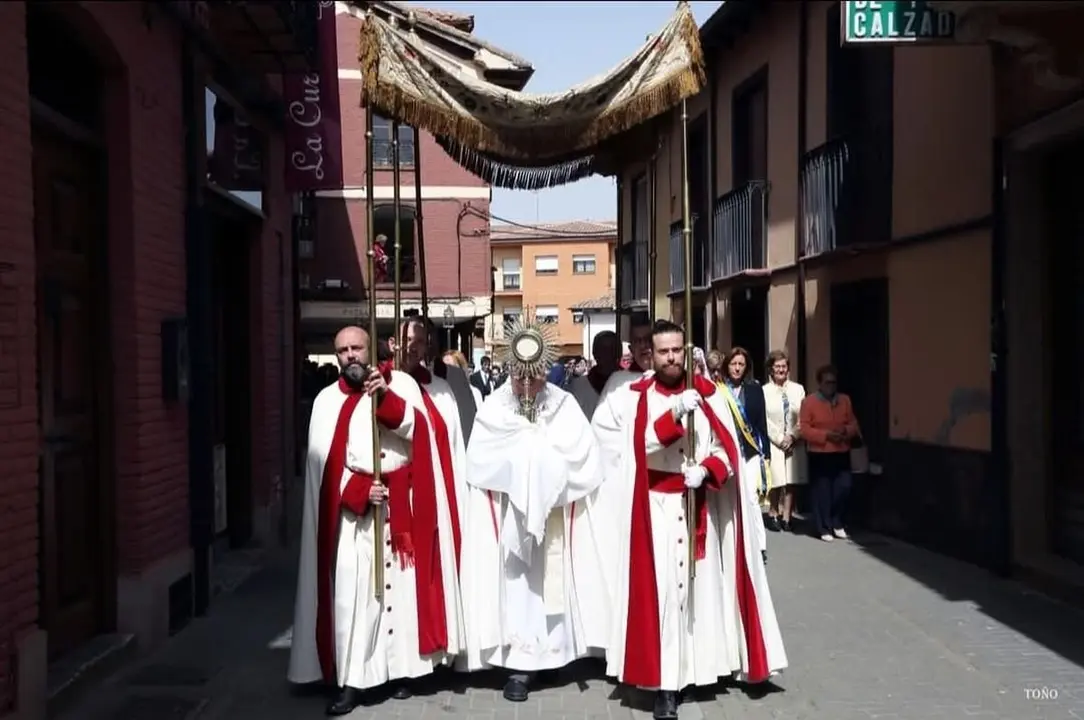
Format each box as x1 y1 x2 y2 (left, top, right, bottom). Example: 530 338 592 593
1047 141 1084 564
33 127 106 658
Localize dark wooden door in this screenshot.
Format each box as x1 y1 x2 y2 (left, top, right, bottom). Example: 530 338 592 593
731 285 768 383
1046 141 1084 564
829 279 890 463
33 127 106 658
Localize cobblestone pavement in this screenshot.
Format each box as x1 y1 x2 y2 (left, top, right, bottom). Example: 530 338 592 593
61 528 1084 720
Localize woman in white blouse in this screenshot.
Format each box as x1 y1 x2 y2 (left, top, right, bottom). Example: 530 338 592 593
762 349 807 532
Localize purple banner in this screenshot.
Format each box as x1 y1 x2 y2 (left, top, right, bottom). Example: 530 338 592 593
283 0 343 191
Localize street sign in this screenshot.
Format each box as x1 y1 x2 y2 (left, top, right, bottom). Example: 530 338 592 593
842 1 956 44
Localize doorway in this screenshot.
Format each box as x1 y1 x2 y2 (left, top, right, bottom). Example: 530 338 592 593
1045 138 1084 565
209 207 255 550
730 285 768 382
829 279 889 463
29 5 114 659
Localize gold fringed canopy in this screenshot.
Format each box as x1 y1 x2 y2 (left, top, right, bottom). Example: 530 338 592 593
357 2 706 190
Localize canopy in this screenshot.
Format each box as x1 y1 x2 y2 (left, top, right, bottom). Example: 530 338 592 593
357 3 706 189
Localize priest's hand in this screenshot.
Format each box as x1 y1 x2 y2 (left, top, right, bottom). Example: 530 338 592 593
369 484 387 504
683 464 707 489
672 389 702 420
364 368 387 399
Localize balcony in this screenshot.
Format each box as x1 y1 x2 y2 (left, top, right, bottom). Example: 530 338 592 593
667 216 707 294
618 237 649 310
495 272 522 294
710 181 768 281
800 137 855 257
208 1 320 72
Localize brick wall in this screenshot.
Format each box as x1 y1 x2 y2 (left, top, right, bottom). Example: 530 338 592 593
85 2 190 574
250 75 294 510
0 3 35 713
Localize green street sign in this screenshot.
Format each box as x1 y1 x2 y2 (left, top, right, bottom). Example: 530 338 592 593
842 1 956 44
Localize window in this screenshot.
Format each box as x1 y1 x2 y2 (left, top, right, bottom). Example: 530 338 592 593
572 310 584 324
501 307 522 332
372 204 417 285
372 113 415 168
572 254 596 275
534 255 559 276
501 257 521 290
732 72 768 186
535 305 559 324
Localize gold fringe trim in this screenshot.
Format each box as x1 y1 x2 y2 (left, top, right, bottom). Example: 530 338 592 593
356 4 705 189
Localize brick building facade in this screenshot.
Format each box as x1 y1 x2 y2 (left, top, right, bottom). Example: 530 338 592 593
297 2 533 355
0 2 307 716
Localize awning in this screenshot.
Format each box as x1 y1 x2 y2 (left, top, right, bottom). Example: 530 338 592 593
355 2 705 189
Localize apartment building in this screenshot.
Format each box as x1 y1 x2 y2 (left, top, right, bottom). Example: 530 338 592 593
614 1 1084 596
297 2 533 356
488 221 617 359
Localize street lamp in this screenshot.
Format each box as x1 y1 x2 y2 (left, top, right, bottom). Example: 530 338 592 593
442 306 455 351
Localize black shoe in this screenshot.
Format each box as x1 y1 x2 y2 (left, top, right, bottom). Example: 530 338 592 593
780 520 792 533
765 516 781 532
390 681 413 700
762 549 768 565
653 690 679 719
326 686 363 716
503 676 530 702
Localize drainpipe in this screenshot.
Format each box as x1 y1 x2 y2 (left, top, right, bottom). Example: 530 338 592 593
795 1 810 384
182 39 215 616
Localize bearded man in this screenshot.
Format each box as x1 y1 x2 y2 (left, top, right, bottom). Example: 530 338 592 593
457 319 610 703
605 320 787 720
288 325 461 715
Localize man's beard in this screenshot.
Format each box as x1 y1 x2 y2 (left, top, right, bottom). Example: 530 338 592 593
655 363 684 387
341 361 369 388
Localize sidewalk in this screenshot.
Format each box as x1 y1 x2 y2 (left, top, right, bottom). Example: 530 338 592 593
59 530 1084 720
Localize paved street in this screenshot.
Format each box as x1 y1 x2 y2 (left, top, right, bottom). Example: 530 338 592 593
61 528 1084 720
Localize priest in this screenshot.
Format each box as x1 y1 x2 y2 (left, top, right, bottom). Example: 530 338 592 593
458 317 610 703
568 330 621 419
287 325 462 715
605 320 787 720
399 317 469 569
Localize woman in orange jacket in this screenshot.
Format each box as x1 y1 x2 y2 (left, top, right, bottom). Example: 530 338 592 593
799 364 861 542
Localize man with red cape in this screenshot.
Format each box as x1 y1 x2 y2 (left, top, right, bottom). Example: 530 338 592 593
287 326 463 715
604 320 788 720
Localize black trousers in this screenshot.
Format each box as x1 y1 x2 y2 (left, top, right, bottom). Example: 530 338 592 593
807 451 852 535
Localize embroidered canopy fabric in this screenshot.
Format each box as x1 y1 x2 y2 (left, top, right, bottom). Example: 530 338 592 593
357 3 706 189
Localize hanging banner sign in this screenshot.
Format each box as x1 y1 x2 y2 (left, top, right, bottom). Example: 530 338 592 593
283 1 344 190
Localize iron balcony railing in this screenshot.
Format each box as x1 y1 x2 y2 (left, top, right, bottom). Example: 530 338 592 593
668 216 707 294
800 137 854 257
711 181 768 281
619 237 649 308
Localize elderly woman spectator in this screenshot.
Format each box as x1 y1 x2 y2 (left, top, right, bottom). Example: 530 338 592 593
762 349 807 533
799 364 861 542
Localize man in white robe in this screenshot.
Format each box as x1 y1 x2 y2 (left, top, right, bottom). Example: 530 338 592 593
399 318 470 568
458 328 610 703
569 330 622 419
605 320 787 720
288 326 463 715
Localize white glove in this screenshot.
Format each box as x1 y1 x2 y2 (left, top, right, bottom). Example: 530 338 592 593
683 464 707 489
673 389 701 417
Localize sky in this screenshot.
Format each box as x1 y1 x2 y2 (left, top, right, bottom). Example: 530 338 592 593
430 1 721 224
